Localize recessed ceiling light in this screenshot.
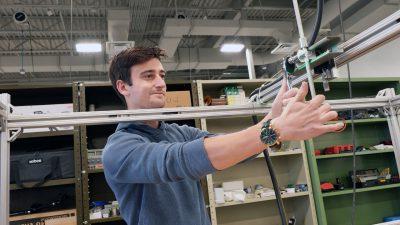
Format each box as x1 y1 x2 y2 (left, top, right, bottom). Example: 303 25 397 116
19 68 26 75
76 42 102 53
220 43 245 53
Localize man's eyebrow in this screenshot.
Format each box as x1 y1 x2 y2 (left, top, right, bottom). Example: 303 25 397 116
140 70 155 75
140 69 166 75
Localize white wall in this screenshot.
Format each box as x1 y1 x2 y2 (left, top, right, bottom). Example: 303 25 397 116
338 37 400 78
337 1 400 78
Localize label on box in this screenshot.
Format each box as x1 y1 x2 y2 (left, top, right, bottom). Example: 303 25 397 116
164 91 191 108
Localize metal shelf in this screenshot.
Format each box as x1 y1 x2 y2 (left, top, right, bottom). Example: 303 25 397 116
322 183 400 197
215 191 309 208
19 130 74 139
256 148 304 158
316 148 394 159
88 169 104 174
327 118 387 125
89 216 122 224
10 178 76 190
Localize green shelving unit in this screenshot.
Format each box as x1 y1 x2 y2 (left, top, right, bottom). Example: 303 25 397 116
306 78 400 225
322 183 400 197
315 148 394 159
327 118 387 125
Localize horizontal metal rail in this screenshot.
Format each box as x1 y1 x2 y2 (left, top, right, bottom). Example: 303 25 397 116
6 97 391 130
250 10 400 104
339 10 400 51
335 22 400 67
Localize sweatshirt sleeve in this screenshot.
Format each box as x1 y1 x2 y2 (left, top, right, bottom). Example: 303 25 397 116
176 124 257 163
175 123 217 139
102 131 216 184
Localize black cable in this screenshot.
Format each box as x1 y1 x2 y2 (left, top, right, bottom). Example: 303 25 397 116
250 0 324 100
27 22 35 75
246 2 324 224
263 150 288 225
252 115 288 225
338 1 357 224
20 29 28 80
308 0 324 47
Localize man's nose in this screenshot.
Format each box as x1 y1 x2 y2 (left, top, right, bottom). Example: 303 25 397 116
154 74 166 88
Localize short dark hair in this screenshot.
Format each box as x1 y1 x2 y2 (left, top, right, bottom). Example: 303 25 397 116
108 47 166 105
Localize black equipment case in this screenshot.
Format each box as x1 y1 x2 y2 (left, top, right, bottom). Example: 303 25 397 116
10 147 75 188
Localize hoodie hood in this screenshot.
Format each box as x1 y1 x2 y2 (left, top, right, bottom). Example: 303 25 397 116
116 121 166 136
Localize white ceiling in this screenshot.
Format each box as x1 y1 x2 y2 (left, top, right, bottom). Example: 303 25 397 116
0 0 398 83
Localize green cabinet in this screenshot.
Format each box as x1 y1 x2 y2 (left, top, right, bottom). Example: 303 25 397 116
306 78 400 225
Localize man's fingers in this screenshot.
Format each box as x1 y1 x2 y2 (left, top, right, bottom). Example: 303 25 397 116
275 79 288 100
283 98 294 106
317 122 345 134
308 94 325 109
272 79 288 107
320 111 338 122
283 88 298 100
293 82 308 103
318 103 331 114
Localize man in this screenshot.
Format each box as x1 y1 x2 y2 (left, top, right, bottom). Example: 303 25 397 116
103 47 343 225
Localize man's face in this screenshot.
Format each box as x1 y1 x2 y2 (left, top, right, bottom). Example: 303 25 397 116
124 58 167 109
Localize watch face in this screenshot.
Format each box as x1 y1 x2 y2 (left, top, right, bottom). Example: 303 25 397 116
266 129 278 145
260 121 278 146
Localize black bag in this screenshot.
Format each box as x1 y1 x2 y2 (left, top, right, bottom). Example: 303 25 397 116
10 148 75 188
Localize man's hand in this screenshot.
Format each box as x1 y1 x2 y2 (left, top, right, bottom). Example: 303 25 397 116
272 82 344 141
269 79 299 119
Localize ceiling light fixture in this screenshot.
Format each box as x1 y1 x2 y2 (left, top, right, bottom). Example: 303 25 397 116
76 42 102 53
220 43 245 53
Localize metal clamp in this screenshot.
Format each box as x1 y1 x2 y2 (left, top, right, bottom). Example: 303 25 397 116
8 128 23 142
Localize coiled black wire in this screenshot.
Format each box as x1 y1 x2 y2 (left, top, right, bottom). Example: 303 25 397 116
308 0 324 47
249 2 325 224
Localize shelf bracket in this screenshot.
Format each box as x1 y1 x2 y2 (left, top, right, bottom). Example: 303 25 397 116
8 128 22 142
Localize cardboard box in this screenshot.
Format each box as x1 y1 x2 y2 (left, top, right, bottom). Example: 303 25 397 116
164 91 191 108
10 209 76 225
13 104 74 133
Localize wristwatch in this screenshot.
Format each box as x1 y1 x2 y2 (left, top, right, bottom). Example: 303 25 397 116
260 119 282 150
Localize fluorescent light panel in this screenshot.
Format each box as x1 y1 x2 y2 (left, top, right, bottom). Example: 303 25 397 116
220 43 244 53
76 42 102 53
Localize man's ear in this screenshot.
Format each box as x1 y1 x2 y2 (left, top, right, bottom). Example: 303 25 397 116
116 80 131 97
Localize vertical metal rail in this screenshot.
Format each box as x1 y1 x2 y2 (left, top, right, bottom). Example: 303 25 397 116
292 0 317 98
73 83 84 224
387 104 400 172
78 83 91 224
304 139 328 225
382 89 400 177
0 94 10 225
395 107 400 171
